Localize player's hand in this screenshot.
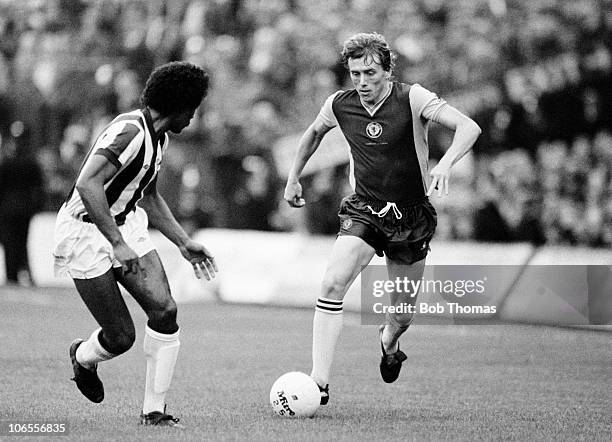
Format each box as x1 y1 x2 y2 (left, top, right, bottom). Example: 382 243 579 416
113 243 144 277
284 180 305 208
427 162 452 197
179 240 218 280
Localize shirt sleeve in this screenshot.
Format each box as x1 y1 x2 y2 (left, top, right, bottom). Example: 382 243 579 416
316 91 342 128
93 121 143 168
409 84 447 123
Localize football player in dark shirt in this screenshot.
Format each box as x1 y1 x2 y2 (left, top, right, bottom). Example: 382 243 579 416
284 32 481 405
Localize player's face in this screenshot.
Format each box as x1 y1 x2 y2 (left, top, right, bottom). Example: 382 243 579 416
348 55 390 105
168 108 198 133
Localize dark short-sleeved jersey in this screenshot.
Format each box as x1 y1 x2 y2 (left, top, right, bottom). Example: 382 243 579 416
318 82 446 204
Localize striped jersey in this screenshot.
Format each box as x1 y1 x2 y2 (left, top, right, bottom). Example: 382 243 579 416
63 108 168 224
317 82 447 204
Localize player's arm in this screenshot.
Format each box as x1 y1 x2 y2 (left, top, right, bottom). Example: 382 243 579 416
284 115 333 207
75 155 141 274
140 179 217 280
427 105 481 197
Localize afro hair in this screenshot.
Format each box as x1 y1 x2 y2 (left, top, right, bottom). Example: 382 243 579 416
140 61 209 115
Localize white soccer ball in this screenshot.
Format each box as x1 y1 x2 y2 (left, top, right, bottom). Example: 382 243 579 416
269 371 320 418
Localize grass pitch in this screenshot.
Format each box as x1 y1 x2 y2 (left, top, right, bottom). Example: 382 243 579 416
1 286 610 441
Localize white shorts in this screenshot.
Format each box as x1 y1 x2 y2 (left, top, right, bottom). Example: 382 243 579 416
53 206 156 279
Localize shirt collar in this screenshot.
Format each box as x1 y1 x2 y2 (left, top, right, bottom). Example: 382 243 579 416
360 81 393 116
141 107 160 146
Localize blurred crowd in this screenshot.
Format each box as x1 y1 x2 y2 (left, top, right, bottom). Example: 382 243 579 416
0 0 610 254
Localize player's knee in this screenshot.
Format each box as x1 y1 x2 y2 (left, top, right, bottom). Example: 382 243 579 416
103 327 136 354
147 300 178 331
388 311 413 328
321 274 349 300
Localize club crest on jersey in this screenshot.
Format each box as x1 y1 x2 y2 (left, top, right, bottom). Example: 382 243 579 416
366 122 383 139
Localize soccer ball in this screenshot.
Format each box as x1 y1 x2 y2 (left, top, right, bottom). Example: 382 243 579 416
269 371 320 418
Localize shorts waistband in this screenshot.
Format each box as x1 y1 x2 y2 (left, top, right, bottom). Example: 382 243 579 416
74 212 128 227
354 194 429 211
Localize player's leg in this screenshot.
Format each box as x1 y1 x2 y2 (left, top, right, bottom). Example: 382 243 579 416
71 270 136 402
383 257 426 352
311 235 376 397
377 257 425 383
117 250 181 426
379 199 436 382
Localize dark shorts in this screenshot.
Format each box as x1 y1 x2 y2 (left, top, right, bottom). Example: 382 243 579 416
337 194 437 264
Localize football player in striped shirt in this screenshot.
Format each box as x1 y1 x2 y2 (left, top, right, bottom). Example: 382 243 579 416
284 33 481 405
54 61 217 427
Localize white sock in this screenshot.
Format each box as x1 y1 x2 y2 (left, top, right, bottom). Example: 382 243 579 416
76 328 116 370
142 326 180 414
310 297 343 388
